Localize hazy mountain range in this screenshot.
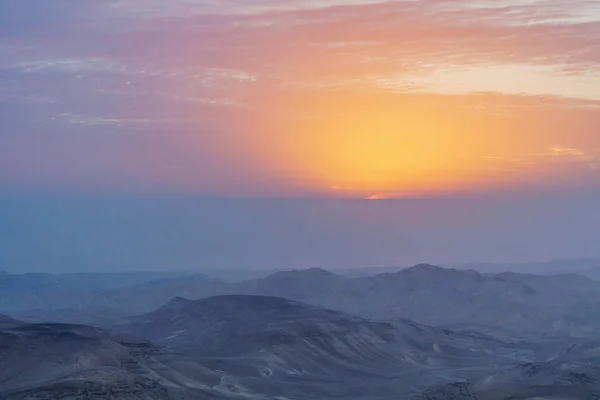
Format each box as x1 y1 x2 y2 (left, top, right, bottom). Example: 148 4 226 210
4 264 600 337
340 259 600 280
0 270 197 310
2 294 600 399
3 264 600 398
84 265 600 337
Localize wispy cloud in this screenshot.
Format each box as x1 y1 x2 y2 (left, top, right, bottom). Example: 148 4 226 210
1 0 600 195
548 146 600 169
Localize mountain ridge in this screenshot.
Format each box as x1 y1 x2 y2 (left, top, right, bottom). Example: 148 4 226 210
116 294 538 398
6 264 600 337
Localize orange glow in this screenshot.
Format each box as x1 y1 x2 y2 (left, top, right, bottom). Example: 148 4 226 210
366 193 411 200
160 2 600 198
223 85 585 198
3 0 599 198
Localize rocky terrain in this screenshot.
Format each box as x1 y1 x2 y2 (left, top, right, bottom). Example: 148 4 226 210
3 266 600 399
417 357 600 400
0 320 264 400
114 295 581 399
1 293 600 399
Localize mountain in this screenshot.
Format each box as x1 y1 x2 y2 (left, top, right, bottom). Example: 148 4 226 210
450 258 600 277
339 265 600 336
9 265 600 337
343 259 600 280
0 314 22 329
3 294 599 399
238 265 600 337
95 264 600 337
416 325 600 399
90 267 365 315
417 357 600 400
340 265 407 277
581 267 600 282
11 306 131 328
92 268 345 314
0 271 204 327
91 273 224 315
0 273 96 311
0 320 269 400
117 295 537 399
240 267 348 303
0 270 200 313
199 268 288 282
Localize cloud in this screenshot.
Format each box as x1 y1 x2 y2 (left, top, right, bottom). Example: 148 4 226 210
548 146 600 169
1 0 600 195
3 0 599 106
14 58 125 74
549 146 587 158
366 193 414 200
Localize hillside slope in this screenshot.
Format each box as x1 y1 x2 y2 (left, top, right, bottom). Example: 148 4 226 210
0 321 266 400
117 295 537 399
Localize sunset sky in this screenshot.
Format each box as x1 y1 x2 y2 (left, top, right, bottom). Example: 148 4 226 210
1 0 599 198
2 1 600 271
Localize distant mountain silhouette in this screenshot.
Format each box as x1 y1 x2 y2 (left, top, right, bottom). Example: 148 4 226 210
449 258 600 278
0 314 22 329
6 265 600 336
88 265 600 336
0 270 198 313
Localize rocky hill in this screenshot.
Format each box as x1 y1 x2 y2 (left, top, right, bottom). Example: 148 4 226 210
0 320 263 400
116 295 538 399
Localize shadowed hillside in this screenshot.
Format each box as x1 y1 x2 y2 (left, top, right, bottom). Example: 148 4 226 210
116 295 539 399
0 320 265 400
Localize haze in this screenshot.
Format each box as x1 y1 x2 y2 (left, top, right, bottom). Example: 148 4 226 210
2 0 600 272
5 3 600 399
2 194 600 273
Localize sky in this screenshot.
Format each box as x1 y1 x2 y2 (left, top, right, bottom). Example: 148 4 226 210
1 0 600 271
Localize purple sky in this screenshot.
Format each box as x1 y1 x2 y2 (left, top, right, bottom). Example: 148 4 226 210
1 1 600 271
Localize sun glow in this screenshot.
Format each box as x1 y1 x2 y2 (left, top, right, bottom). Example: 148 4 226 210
4 0 600 197
158 0 600 199
235 87 557 198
